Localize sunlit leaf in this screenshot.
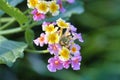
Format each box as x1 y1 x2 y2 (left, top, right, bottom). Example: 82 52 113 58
0 0 24 16
0 0 28 25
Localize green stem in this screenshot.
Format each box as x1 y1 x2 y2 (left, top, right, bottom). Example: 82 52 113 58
0 9 31 31
25 49 49 54
0 27 23 35
0 22 36 35
0 17 14 22
0 18 15 30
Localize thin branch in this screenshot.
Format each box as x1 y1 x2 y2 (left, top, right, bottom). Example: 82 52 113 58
0 18 15 30
25 49 49 54
0 17 14 22
0 22 36 35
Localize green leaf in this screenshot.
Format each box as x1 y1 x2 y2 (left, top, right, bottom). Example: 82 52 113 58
25 29 35 49
0 0 24 16
0 0 28 25
0 36 27 67
7 0 24 6
62 0 84 18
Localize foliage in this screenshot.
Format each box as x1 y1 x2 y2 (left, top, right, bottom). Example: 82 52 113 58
0 36 27 67
0 0 28 25
0 0 24 16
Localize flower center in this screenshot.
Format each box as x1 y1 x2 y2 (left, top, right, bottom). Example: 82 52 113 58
50 2 59 13
59 47 70 61
53 45 57 51
72 47 77 53
40 4 46 11
75 58 79 63
30 0 37 7
37 1 48 13
48 33 59 44
39 37 44 42
50 35 56 40
47 27 54 32
61 51 68 58
36 12 41 16
55 60 59 65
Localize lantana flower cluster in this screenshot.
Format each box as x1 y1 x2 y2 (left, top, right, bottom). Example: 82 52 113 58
27 0 75 21
33 18 83 72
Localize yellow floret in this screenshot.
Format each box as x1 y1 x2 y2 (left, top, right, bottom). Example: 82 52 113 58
47 33 59 44
27 0 38 8
59 47 70 61
45 24 58 33
56 18 69 28
36 1 49 14
49 1 59 16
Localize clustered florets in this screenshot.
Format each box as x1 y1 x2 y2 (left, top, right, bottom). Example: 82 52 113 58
27 0 75 21
27 0 83 72
33 18 83 72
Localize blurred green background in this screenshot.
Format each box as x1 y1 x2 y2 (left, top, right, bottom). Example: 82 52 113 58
0 0 120 80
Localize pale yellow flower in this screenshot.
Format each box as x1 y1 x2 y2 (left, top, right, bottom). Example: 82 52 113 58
36 1 49 14
45 24 58 33
47 33 59 44
27 0 39 9
56 18 69 28
49 1 59 16
59 47 70 61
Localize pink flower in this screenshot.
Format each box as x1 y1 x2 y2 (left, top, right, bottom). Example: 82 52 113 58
47 56 63 72
70 44 81 56
31 9 45 21
48 44 61 55
71 56 82 70
72 32 84 42
33 33 47 47
57 0 66 13
62 60 70 69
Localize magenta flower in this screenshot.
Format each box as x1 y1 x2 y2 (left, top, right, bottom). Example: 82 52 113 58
33 33 47 47
48 44 61 55
47 56 63 72
67 0 75 4
57 0 66 13
62 60 70 69
31 9 45 21
71 56 82 70
70 44 81 56
72 32 84 42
